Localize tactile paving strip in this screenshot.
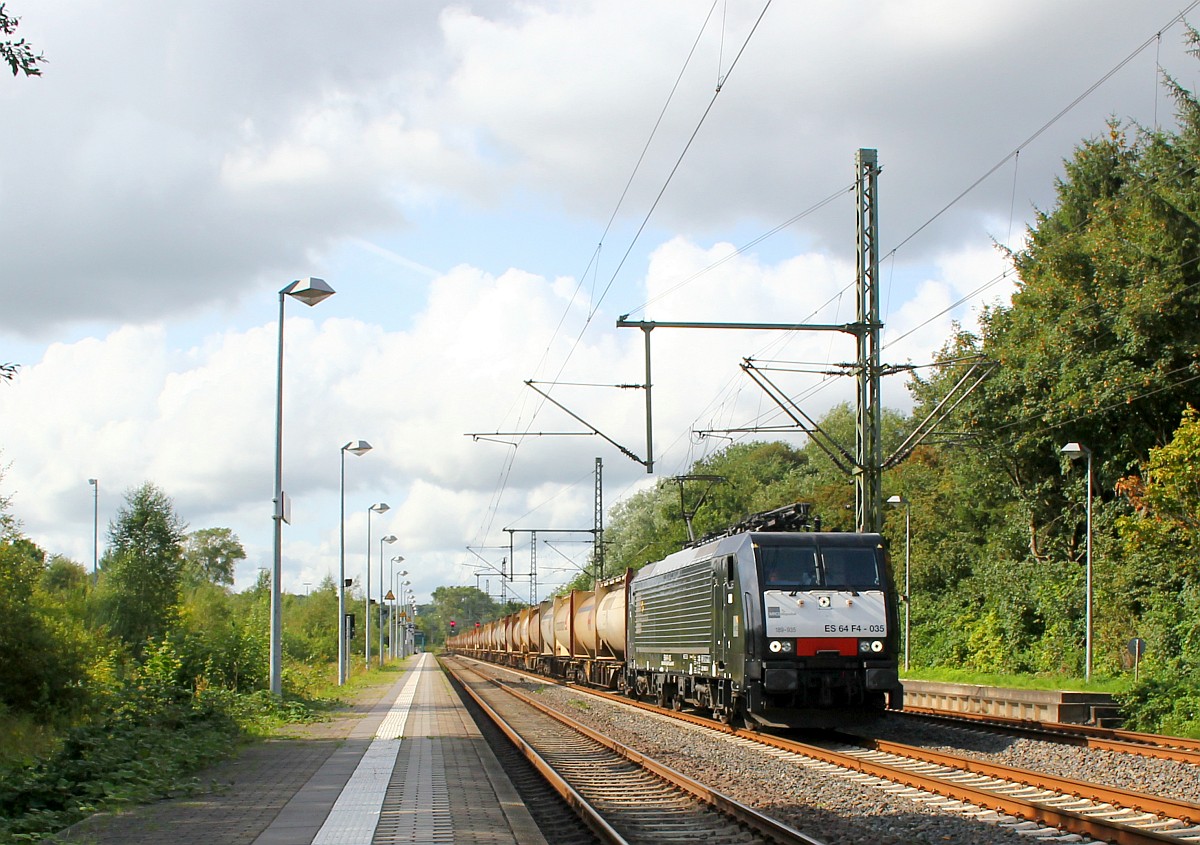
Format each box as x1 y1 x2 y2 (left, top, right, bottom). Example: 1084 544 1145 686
310 655 424 845
372 662 542 844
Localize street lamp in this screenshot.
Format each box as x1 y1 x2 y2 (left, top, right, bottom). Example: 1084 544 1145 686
271 277 336 696
406 588 416 655
396 576 410 658
1061 441 1094 683
338 440 372 685
391 560 406 658
365 502 389 666
378 535 396 666
886 495 911 672
88 478 98 585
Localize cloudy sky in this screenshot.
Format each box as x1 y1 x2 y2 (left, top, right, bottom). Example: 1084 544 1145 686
1 1 1196 607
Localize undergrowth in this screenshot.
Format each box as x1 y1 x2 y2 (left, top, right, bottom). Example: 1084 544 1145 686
0 648 326 844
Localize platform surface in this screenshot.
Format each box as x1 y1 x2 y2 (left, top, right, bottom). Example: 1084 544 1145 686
56 653 547 845
902 679 1120 724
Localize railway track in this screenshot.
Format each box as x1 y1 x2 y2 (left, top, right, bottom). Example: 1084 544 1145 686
440 656 824 845
806 735 1200 844
454 657 1200 844
898 707 1200 766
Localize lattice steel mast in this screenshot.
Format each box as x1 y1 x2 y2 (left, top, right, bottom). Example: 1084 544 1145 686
855 149 883 533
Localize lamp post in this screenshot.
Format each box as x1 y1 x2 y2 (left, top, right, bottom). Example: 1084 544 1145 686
407 589 416 655
886 495 911 672
87 478 98 585
398 578 411 658
378 535 396 665
271 277 336 696
396 561 410 662
1060 441 1094 683
365 502 389 666
338 440 372 685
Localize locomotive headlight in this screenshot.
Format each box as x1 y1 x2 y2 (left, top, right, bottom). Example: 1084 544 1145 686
858 639 885 654
768 639 794 654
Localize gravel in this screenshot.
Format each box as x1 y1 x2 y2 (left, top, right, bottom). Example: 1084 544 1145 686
860 714 1200 804
467 662 1196 845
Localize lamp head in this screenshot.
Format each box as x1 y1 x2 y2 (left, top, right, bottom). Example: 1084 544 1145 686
381 534 397 544
88 478 97 486
343 440 372 456
1060 442 1090 459
886 495 906 505
281 277 335 306
371 502 390 514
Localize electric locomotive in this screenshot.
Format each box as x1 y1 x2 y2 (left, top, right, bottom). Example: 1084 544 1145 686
625 503 903 728
454 503 904 729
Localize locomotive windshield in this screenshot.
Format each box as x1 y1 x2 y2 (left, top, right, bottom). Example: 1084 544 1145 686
758 543 883 589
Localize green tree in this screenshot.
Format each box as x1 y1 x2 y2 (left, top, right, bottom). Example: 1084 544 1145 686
892 51 1200 680
181 527 245 587
597 407 911 592
1112 406 1200 732
1 3 44 77
283 576 338 664
0 538 89 714
40 554 88 595
99 482 188 651
429 586 501 644
175 580 266 692
0 462 18 542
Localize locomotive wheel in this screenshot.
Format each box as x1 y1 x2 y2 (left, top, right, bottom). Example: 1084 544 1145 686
671 696 684 711
715 708 733 725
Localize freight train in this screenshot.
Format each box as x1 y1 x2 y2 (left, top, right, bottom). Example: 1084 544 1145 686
453 504 904 729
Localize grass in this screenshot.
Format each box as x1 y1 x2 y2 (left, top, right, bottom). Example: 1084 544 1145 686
901 666 1130 695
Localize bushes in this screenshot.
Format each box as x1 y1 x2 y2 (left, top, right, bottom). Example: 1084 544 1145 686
0 636 324 842
0 639 239 841
1118 672 1200 738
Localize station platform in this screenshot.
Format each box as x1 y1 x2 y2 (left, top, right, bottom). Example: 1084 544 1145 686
57 652 547 845
902 679 1122 726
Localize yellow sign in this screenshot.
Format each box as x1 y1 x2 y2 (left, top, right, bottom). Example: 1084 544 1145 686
385 590 395 600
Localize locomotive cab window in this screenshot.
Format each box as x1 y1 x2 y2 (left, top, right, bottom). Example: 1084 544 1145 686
759 546 819 588
820 546 883 589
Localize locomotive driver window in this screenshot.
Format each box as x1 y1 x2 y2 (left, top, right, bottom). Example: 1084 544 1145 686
819 547 882 588
759 546 818 588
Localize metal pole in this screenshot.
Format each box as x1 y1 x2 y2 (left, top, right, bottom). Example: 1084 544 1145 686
270 291 286 697
338 449 347 685
855 148 882 534
88 478 98 585
642 328 654 474
904 502 911 673
378 538 385 667
365 508 372 667
1085 450 1093 683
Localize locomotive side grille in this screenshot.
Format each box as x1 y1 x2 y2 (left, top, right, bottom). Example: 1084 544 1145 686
631 560 713 655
